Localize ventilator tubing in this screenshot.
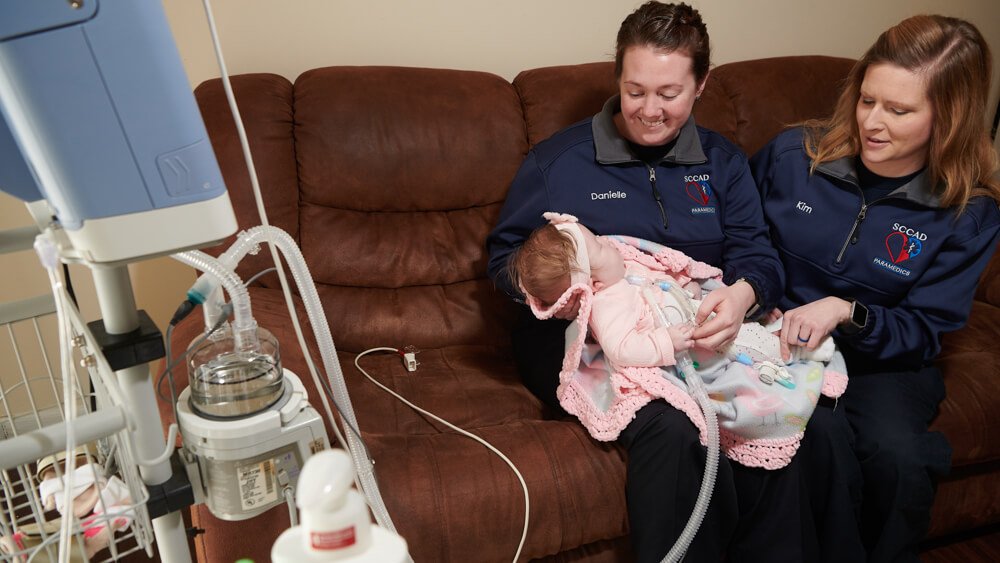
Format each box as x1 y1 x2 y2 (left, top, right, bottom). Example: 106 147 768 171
636 284 720 563
663 352 719 563
173 249 258 352
195 225 398 534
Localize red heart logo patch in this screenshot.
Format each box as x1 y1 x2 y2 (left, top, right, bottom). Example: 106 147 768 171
885 231 910 263
686 181 710 205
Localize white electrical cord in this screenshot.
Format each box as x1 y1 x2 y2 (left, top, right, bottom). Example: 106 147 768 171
354 348 530 563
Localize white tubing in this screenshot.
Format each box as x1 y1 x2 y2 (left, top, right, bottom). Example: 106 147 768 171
172 250 258 352
187 230 266 333
212 225 398 533
216 228 259 267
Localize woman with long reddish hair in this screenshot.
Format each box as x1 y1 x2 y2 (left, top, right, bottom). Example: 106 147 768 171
751 14 1000 562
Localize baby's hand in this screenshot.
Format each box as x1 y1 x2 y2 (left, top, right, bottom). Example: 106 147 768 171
552 292 581 320
683 280 702 299
668 323 695 352
763 307 783 326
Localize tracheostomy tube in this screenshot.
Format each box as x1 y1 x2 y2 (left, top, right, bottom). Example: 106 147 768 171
627 277 720 563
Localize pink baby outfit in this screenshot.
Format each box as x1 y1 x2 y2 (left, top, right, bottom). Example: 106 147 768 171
526 213 848 469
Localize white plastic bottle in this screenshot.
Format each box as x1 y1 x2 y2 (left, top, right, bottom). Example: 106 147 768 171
299 449 371 558
271 449 408 562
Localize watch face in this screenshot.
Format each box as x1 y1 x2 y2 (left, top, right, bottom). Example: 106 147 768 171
852 301 869 328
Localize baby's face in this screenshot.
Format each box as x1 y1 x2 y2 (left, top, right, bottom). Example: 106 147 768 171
535 273 571 307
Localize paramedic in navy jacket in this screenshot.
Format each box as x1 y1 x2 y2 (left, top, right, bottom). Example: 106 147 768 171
750 15 1000 563
487 3 791 561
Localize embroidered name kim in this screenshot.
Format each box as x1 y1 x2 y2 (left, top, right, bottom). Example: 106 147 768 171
592 190 627 200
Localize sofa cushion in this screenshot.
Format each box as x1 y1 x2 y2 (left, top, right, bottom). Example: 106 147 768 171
513 62 618 148
292 66 527 352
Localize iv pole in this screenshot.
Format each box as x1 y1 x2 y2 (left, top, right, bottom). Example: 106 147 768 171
88 264 192 563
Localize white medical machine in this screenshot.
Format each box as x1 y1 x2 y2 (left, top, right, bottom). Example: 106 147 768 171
0 2 400 562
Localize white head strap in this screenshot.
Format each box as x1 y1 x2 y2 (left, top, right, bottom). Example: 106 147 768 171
523 212 594 319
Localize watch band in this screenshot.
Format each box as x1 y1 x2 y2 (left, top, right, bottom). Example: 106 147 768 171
839 298 869 335
735 277 761 319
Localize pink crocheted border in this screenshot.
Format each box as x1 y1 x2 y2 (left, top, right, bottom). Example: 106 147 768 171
822 369 848 397
552 286 806 469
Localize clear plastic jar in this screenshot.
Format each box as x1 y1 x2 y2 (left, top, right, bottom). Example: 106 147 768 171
187 327 283 418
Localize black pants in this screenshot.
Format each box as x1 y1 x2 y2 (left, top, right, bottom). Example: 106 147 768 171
513 309 818 562
621 401 825 563
840 363 952 563
797 398 866 563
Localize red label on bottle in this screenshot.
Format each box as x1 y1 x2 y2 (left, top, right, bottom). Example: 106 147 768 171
310 527 357 550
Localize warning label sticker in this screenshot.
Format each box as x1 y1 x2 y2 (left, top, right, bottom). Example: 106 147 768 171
238 459 277 510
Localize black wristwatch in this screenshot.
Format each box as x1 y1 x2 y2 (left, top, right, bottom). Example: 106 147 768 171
839 298 869 335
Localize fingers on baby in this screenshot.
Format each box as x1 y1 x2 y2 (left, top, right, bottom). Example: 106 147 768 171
784 314 822 350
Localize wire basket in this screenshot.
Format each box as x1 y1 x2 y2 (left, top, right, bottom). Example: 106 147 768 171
0 287 155 562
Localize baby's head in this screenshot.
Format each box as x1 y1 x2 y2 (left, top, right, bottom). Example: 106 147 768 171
509 224 578 307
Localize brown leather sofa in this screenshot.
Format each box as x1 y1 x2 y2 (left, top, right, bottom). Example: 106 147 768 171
165 55 1000 562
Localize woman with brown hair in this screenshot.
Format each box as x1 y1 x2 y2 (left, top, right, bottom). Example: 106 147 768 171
488 2 799 561
751 14 1000 562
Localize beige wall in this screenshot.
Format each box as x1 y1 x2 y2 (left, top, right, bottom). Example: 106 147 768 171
3 0 999 352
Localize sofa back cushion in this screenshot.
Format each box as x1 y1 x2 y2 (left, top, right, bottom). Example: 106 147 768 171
195 73 300 279
704 55 856 155
292 67 526 352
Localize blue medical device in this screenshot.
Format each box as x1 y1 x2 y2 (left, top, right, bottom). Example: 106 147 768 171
0 0 236 263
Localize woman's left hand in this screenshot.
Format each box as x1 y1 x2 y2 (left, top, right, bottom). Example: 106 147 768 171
692 280 756 350
778 296 851 359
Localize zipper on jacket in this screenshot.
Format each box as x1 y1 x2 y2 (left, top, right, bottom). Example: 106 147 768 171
648 166 668 229
835 202 868 264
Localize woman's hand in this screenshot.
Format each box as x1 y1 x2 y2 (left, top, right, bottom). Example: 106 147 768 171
552 292 581 320
778 296 851 359
692 280 756 350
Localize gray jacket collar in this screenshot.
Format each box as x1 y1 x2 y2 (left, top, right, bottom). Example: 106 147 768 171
592 95 706 165
816 156 942 208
